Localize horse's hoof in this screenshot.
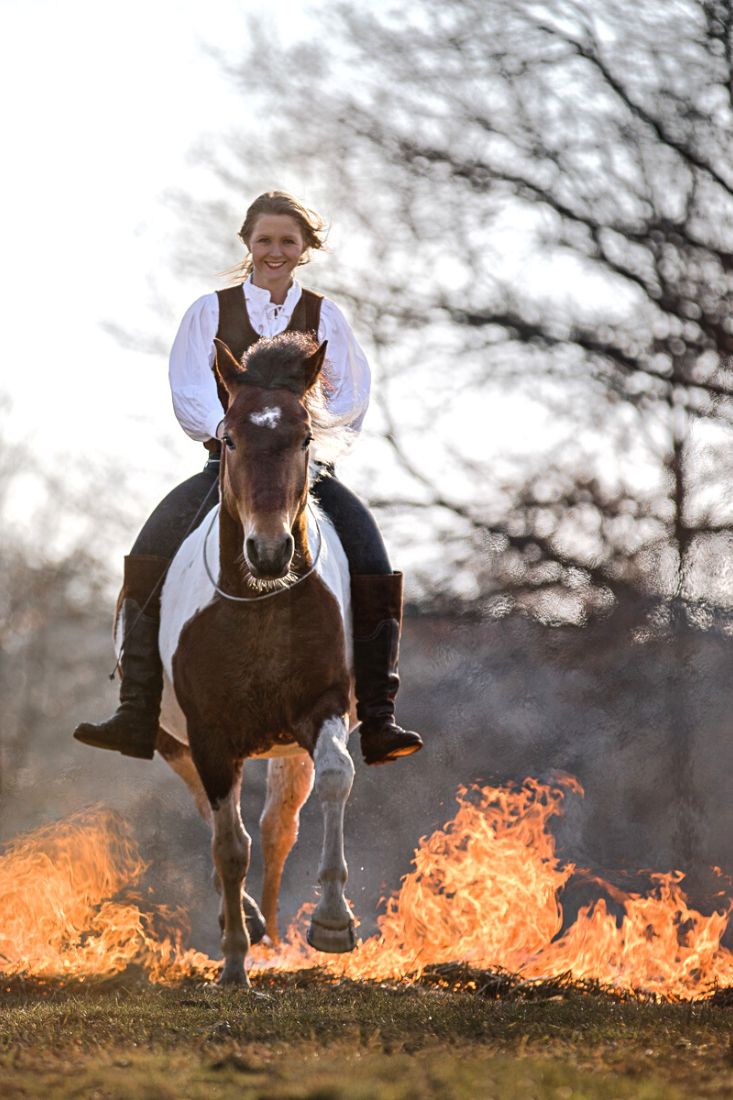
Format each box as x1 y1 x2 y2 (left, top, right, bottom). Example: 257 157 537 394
307 919 357 954
243 895 266 947
217 964 250 988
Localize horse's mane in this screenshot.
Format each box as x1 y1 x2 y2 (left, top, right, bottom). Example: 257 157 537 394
240 333 355 464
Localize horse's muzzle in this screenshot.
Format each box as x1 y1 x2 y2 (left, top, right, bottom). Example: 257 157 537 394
245 534 295 579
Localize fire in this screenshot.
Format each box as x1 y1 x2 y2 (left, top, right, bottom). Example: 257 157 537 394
256 778 733 997
1 780 731 998
0 808 216 984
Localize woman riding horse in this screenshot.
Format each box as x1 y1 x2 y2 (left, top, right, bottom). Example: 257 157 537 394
73 190 423 768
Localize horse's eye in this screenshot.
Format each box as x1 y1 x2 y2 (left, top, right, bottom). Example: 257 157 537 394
303 432 313 451
222 432 236 451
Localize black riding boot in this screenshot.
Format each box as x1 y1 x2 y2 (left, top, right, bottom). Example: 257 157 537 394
73 555 168 760
352 572 424 766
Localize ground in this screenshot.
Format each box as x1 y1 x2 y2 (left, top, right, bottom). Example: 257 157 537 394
0 972 731 1099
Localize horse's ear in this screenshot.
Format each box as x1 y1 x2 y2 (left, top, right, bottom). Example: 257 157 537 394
303 340 328 391
213 338 246 392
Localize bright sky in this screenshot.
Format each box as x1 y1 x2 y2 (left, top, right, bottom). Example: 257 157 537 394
0 0 311 521
0 0 579 576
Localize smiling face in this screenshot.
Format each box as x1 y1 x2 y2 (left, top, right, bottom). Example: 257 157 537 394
246 213 306 302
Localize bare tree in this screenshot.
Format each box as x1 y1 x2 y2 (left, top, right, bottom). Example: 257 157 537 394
167 0 733 628
0 405 133 798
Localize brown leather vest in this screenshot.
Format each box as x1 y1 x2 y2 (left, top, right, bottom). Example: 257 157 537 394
215 284 323 407
204 285 323 454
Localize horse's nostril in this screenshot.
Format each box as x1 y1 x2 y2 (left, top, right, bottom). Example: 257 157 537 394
245 537 259 568
273 535 295 575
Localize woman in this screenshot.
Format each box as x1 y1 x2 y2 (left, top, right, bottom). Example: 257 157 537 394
73 191 423 767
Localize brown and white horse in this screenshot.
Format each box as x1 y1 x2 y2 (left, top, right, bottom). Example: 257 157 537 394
153 332 357 987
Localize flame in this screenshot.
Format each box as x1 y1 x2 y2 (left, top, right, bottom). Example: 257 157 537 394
251 777 733 998
0 807 216 983
1 779 731 998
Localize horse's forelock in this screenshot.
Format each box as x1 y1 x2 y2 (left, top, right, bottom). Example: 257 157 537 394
239 332 321 396
228 331 354 462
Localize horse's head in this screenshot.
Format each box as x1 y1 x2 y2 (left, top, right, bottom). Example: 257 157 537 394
214 332 327 581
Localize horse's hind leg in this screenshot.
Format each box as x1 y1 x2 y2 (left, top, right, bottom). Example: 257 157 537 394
157 729 212 823
260 755 314 943
307 715 356 954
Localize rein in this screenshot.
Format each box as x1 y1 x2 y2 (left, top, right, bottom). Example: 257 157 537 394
202 500 324 603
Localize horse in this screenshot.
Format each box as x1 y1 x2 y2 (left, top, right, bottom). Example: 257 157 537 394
152 331 357 987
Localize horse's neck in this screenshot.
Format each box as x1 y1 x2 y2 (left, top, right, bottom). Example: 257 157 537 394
218 503 311 596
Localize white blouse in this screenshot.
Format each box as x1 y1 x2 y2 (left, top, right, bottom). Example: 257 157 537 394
168 277 371 454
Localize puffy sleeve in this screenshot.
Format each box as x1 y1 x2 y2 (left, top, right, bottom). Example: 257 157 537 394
168 293 223 442
318 298 371 434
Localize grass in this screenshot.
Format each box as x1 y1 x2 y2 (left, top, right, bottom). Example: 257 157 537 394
0 972 731 1098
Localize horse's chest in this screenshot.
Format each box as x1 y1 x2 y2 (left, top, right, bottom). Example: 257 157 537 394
171 583 348 743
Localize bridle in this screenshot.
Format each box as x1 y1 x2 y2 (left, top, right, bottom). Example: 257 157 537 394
202 498 324 603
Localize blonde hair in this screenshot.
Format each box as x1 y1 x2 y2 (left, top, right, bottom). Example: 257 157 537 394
224 191 328 283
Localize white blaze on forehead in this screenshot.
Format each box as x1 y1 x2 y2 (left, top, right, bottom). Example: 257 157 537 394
250 405 282 429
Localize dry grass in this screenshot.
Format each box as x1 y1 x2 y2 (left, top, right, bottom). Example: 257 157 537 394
0 971 731 1098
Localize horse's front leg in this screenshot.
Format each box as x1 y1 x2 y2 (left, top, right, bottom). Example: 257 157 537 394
306 715 356 953
212 870 266 948
211 763 252 985
260 755 315 944
190 737 252 987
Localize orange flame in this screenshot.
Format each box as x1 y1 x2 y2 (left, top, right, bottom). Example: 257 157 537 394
0 807 216 983
1 779 731 998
